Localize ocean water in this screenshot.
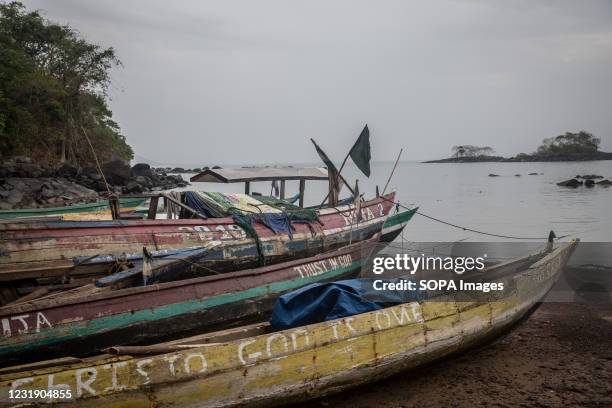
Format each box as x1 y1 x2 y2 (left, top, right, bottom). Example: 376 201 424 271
181 160 612 242
178 160 611 294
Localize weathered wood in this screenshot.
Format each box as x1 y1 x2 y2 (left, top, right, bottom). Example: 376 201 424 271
0 194 397 286
0 238 377 363
244 181 251 194
0 241 577 407
147 196 159 220
280 180 286 200
299 179 305 207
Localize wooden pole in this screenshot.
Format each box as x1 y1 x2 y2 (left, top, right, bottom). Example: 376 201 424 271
280 180 286 200
244 181 250 194
298 180 305 207
317 147 355 207
382 148 403 195
147 196 159 220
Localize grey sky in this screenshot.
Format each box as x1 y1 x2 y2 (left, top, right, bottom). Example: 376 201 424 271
21 0 612 165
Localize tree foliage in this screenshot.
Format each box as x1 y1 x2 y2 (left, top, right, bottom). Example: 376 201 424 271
0 1 132 165
452 145 495 158
535 131 600 157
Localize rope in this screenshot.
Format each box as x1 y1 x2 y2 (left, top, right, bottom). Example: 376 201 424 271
381 197 571 241
80 124 113 197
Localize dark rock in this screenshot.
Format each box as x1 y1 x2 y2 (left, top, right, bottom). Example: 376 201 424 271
123 180 144 194
488 174 500 177
581 174 603 180
132 163 154 178
57 163 78 179
557 178 582 188
170 167 185 173
212 165 222 169
81 166 99 177
528 173 538 175
596 179 612 186
585 179 595 187
0 177 98 210
101 160 132 184
13 162 44 178
515 174 521 177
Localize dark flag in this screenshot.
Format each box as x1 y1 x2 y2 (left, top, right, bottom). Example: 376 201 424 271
311 138 340 205
349 125 371 177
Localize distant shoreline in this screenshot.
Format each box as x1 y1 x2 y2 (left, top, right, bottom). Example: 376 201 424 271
423 152 612 163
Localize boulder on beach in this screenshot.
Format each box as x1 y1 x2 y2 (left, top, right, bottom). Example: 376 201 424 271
576 174 604 180
528 172 538 175
515 174 521 177
0 177 98 210
585 179 595 187
131 163 154 179
101 160 132 184
596 179 611 186
488 174 500 177
557 178 582 188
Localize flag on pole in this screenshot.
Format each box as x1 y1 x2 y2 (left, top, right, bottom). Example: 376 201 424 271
311 138 340 205
349 125 371 177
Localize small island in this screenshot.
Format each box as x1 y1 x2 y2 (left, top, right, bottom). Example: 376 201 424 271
425 131 612 163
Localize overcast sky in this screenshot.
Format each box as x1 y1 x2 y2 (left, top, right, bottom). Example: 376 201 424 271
22 0 612 166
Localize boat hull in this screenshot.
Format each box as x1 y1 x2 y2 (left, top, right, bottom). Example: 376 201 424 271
0 198 146 221
0 241 577 407
0 194 396 286
0 239 379 364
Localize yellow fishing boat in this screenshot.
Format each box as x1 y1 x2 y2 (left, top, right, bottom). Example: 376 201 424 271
0 240 577 407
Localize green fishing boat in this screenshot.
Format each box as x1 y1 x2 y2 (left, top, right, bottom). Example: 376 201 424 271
0 197 146 221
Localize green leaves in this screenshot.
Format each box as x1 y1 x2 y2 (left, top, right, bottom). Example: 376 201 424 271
0 1 132 164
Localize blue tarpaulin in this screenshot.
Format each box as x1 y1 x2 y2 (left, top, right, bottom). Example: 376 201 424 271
270 279 421 330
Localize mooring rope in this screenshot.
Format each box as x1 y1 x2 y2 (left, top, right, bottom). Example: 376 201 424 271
381 197 572 240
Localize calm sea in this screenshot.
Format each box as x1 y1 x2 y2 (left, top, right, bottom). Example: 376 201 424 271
177 160 611 292
179 160 611 242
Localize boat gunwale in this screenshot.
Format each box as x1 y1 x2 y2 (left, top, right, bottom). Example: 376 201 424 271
0 236 380 315
0 194 395 232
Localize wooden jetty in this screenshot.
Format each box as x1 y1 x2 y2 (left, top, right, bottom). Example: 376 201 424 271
0 240 577 407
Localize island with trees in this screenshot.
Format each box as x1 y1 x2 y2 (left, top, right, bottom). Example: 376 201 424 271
425 131 612 163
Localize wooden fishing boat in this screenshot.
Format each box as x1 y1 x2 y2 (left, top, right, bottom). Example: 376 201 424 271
0 237 381 365
0 192 396 290
0 197 146 221
0 240 577 406
380 206 417 243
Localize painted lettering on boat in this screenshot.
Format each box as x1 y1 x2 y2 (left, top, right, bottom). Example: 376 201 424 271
293 254 352 278
177 224 246 241
5 302 423 400
1 312 52 337
341 203 385 226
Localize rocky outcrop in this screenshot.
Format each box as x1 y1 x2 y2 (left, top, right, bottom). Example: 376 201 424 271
0 178 99 210
557 179 583 188
0 158 189 210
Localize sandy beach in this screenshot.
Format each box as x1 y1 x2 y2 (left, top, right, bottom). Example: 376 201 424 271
300 302 612 408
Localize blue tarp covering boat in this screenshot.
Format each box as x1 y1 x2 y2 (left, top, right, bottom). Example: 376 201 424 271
270 279 424 330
